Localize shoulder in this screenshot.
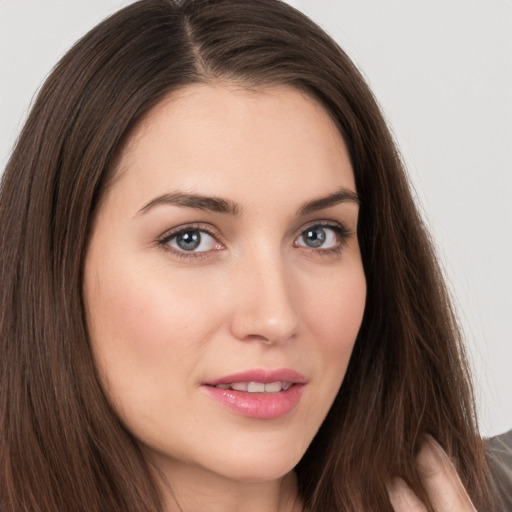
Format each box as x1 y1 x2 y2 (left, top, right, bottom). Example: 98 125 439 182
486 429 512 511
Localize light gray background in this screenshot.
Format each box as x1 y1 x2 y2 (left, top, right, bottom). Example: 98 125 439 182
1 0 511 437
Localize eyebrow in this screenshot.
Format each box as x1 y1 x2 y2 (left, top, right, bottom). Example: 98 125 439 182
136 187 359 217
297 188 360 216
137 192 242 217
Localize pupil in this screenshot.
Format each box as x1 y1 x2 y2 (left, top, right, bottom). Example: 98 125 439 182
305 227 326 248
177 231 201 251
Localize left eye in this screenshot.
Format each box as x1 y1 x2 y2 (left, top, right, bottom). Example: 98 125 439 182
166 229 217 252
296 226 339 249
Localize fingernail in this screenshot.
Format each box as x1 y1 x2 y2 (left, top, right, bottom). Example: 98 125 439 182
387 476 405 493
387 477 424 510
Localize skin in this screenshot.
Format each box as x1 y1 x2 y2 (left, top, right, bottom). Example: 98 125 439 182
388 437 477 512
84 84 366 511
83 83 477 512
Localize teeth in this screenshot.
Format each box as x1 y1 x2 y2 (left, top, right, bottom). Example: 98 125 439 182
214 381 292 393
247 382 265 393
231 382 249 392
264 381 282 393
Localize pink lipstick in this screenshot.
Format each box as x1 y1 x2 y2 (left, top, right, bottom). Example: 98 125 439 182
202 369 306 419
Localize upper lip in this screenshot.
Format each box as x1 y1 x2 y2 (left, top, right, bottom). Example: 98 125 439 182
204 368 307 386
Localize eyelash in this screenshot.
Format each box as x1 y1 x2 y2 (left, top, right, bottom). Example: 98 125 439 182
157 221 352 261
295 221 351 258
157 223 223 260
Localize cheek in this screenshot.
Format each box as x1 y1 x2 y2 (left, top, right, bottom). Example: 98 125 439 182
84 264 227 450
300 262 366 358
84 260 218 399
296 258 366 422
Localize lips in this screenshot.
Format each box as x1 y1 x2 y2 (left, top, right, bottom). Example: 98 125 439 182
202 369 307 419
214 381 293 392
205 368 307 386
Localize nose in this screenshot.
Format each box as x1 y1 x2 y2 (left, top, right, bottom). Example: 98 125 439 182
229 253 299 345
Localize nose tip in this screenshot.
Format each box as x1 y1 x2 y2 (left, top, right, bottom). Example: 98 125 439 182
229 262 299 345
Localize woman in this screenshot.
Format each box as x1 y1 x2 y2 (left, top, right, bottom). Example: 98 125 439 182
0 0 509 511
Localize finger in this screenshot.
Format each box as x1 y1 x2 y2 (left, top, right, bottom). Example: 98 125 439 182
387 477 428 512
417 436 476 512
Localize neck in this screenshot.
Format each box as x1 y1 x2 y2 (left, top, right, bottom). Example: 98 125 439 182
149 459 302 512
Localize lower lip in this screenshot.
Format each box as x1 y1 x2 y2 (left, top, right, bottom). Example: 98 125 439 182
202 384 305 419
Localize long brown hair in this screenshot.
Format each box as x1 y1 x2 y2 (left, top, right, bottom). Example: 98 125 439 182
0 1 494 510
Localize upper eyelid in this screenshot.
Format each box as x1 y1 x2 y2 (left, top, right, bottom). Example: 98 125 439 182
157 224 223 259
299 219 345 229
158 220 350 241
295 219 351 236
158 222 222 243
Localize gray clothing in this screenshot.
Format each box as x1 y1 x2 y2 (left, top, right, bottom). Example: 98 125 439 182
487 429 512 511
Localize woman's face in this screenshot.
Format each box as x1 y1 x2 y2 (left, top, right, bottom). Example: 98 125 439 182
84 84 366 485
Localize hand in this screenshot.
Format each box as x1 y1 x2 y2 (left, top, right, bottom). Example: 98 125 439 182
387 436 476 512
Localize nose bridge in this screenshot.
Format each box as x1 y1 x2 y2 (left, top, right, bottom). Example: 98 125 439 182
230 243 298 344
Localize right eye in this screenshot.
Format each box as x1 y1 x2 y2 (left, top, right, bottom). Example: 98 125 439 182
168 229 216 252
158 225 224 258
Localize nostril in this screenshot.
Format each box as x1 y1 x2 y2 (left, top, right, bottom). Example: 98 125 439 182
245 334 277 345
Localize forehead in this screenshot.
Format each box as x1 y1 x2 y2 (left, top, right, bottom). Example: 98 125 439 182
111 83 355 211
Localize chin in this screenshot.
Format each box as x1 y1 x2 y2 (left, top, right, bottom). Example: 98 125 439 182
207 444 305 484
